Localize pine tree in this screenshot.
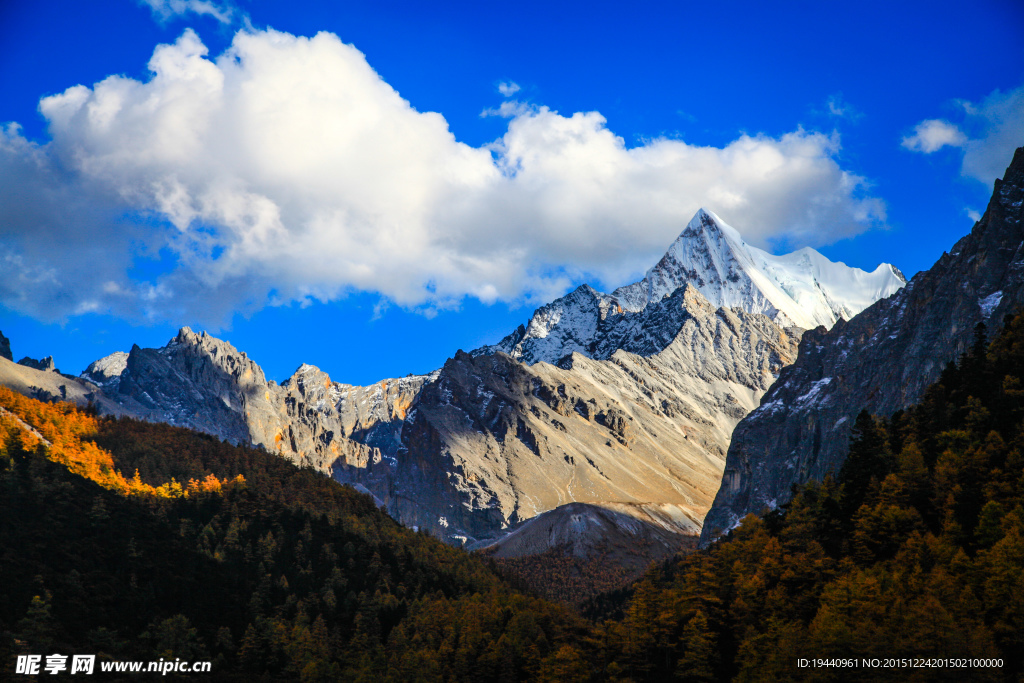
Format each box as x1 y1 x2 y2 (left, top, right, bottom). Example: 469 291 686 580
15 591 57 652
674 610 717 682
838 410 892 519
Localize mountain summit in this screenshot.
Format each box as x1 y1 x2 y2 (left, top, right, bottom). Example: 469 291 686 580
482 209 905 365
616 209 905 327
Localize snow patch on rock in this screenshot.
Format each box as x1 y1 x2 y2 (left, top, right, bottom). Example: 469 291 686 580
81 351 129 386
980 291 1003 318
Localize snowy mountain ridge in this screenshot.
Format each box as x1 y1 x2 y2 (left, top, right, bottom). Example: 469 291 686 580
481 209 906 365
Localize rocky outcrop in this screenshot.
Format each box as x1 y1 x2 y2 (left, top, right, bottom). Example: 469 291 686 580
81 352 129 388
253 363 430 472
700 146 1024 546
114 330 259 444
0 331 11 361
18 356 58 373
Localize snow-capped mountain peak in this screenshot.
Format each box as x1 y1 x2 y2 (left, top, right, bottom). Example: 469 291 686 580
480 209 905 365
612 208 750 312
614 208 905 330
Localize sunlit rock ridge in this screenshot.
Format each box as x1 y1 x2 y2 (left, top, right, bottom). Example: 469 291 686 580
0 209 903 554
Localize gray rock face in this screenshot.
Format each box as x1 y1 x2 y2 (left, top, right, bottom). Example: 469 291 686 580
700 146 1024 546
115 330 258 444
480 280 801 368
18 356 57 373
0 331 11 361
256 364 431 472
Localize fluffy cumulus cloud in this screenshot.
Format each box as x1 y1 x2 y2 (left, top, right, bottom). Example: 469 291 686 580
0 28 886 326
903 85 1024 183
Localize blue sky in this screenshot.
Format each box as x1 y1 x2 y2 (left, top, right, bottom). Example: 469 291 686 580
0 0 1022 384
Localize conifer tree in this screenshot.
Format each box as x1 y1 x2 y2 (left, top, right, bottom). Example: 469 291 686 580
674 610 716 682
838 410 891 518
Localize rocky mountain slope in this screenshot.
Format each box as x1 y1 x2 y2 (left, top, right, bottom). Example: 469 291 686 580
340 284 800 545
700 146 1024 546
0 209 903 551
84 328 432 474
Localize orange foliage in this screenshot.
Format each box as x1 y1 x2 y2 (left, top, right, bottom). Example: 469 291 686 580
0 386 241 498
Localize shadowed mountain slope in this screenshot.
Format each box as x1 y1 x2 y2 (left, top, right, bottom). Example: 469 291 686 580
702 146 1024 546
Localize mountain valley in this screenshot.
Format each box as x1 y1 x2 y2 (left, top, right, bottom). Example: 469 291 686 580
0 210 903 561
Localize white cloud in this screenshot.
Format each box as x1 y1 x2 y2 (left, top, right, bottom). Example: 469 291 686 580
139 0 236 24
498 81 521 97
0 28 887 326
903 85 1024 184
901 119 966 153
966 208 982 222
960 86 1024 184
